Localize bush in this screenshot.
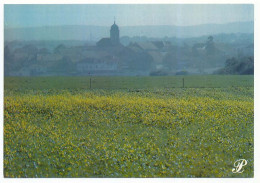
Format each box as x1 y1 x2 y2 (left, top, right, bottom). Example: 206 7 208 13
149 70 168 76
176 70 189 75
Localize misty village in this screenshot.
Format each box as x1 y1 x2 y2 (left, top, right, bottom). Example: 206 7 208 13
4 21 253 77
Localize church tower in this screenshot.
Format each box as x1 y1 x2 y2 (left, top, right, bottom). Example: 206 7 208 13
110 20 120 45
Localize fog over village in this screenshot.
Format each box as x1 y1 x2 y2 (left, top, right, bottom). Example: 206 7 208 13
4 4 254 76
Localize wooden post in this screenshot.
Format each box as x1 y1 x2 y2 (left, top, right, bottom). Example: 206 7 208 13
90 78 92 89
182 78 184 88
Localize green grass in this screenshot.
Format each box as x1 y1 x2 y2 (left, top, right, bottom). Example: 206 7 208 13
4 75 254 91
4 75 254 178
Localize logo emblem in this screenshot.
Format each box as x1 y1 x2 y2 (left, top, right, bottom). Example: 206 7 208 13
232 159 247 173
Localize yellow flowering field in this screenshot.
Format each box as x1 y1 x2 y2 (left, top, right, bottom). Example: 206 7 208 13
4 84 253 178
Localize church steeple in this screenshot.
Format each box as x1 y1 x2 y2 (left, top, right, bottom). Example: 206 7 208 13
110 19 120 45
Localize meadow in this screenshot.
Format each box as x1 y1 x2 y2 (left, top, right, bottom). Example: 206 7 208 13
4 75 254 177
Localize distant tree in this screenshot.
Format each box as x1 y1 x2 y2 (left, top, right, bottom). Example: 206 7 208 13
208 36 213 42
206 36 216 55
225 57 237 67
216 56 254 75
239 56 254 74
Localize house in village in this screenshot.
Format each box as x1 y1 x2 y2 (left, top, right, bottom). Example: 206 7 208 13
76 50 119 75
127 41 172 71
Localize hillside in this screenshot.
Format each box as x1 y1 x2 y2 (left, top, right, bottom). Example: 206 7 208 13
5 21 254 41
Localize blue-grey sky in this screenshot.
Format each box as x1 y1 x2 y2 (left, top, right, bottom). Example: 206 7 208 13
4 4 254 28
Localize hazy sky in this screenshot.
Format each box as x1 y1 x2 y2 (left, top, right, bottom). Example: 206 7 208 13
4 4 254 28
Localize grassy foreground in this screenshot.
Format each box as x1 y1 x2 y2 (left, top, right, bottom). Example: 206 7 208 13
4 76 254 177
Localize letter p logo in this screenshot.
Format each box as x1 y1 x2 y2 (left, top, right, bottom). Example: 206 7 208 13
232 159 248 173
